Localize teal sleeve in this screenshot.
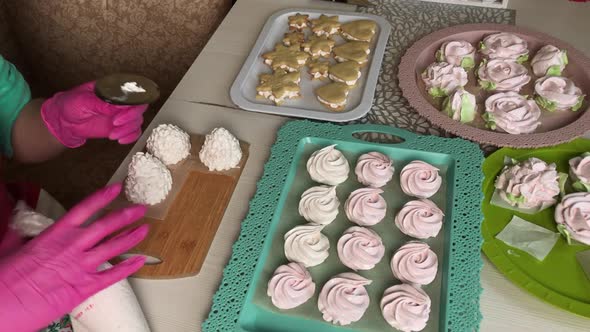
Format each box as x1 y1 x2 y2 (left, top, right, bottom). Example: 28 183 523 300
0 54 31 157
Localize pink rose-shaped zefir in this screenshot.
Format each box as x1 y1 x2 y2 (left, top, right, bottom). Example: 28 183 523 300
421 62 468 98
534 76 584 112
345 188 387 226
337 226 385 271
267 263 316 309
555 192 590 245
381 284 431 332
355 152 394 188
570 153 590 192
480 32 529 62
531 45 568 77
483 92 541 134
477 59 531 92
400 161 442 198
318 273 372 326
395 199 444 239
391 241 438 286
436 40 476 69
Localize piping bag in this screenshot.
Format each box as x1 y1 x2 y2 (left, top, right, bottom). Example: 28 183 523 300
12 201 151 332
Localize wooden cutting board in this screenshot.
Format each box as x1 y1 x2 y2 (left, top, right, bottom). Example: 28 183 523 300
110 134 249 279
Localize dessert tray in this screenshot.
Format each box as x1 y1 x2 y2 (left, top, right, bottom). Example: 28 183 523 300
230 8 390 122
482 138 590 317
203 121 484 332
399 24 590 148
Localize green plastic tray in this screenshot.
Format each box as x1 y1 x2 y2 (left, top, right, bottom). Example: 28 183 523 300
481 138 590 317
203 121 484 332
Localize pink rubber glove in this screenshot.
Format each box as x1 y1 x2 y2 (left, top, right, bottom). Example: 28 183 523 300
41 81 148 148
0 183 149 332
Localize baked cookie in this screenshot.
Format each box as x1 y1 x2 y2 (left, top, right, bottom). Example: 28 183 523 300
310 15 340 37
329 61 361 86
288 13 309 31
340 20 377 42
262 43 309 72
256 70 301 105
316 82 350 111
302 36 336 59
333 41 371 64
282 31 305 47
309 60 330 80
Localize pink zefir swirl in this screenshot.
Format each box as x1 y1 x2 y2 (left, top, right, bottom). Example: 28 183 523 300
355 152 394 188
395 199 444 239
267 262 316 310
421 62 468 95
535 76 583 111
478 59 531 92
337 226 385 271
484 92 541 135
344 187 387 226
391 241 438 286
570 154 590 186
555 192 590 245
318 272 372 326
531 45 567 77
400 161 442 199
437 40 475 67
480 32 529 61
381 284 431 332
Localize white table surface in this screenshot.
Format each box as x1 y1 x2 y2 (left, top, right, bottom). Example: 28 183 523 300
110 0 590 331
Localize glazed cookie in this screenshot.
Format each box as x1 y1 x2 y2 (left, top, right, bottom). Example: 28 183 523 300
302 35 335 59
308 60 330 80
288 13 309 31
282 31 305 47
262 43 309 72
256 70 301 105
310 14 340 37
315 82 350 111
329 61 362 86
340 20 377 42
333 41 371 64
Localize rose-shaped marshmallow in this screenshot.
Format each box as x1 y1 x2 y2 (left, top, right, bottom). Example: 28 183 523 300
355 152 394 188
400 161 442 198
483 92 541 134
421 62 468 98
391 241 438 286
494 157 560 210
534 76 584 112
267 262 316 309
477 59 531 92
480 32 529 62
555 192 590 245
298 186 340 225
395 199 444 239
337 226 385 271
307 145 350 185
381 284 431 332
531 45 568 77
345 188 387 226
442 88 477 123
570 153 590 192
318 273 372 326
436 40 476 69
284 223 330 267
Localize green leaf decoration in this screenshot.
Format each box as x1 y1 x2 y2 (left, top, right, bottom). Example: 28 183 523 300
428 87 448 98
506 192 526 205
546 65 563 77
516 54 529 64
442 95 453 118
483 112 496 130
572 95 585 112
535 95 558 112
558 172 569 197
460 56 475 69
460 93 476 123
435 49 445 62
479 80 496 91
479 41 486 50
557 224 573 245
563 50 569 65
573 180 590 192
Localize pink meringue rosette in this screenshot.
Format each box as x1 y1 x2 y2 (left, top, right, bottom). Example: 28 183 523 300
345 187 387 226
337 226 385 271
555 192 590 245
569 153 590 192
483 92 541 135
421 62 468 98
355 152 394 188
534 76 584 112
395 199 444 239
479 32 529 62
267 262 316 310
477 59 531 92
391 241 438 286
318 272 372 326
436 40 476 69
531 45 568 77
381 283 431 332
400 161 442 199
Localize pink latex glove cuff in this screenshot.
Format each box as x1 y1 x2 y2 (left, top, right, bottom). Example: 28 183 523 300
41 82 148 148
0 184 148 332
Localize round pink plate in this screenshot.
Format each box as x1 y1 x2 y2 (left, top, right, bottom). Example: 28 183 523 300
399 24 590 148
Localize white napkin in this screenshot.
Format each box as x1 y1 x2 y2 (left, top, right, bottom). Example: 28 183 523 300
576 250 590 281
496 216 559 261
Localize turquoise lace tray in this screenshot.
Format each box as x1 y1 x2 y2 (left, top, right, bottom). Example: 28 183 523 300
203 121 484 332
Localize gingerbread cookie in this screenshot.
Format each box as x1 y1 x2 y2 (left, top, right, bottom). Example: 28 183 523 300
340 20 377 42
262 43 309 72
333 41 371 64
315 82 350 111
288 13 309 31
282 31 305 47
308 60 330 80
256 70 301 105
302 36 335 59
310 15 340 37
329 61 362 86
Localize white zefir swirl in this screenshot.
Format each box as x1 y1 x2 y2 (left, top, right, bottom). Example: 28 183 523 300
395 199 444 239
555 192 590 245
477 59 531 92
337 226 385 271
400 160 442 199
267 262 316 310
381 284 431 332
318 272 372 326
307 145 350 185
298 186 340 225
531 45 568 77
284 223 330 267
534 76 584 112
484 92 541 135
421 62 468 97
480 32 529 62
436 40 476 68
391 241 438 286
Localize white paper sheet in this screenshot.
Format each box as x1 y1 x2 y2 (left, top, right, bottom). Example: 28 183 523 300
496 216 559 261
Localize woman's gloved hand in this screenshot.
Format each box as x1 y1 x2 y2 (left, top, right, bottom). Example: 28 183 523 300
0 183 149 332
41 81 148 148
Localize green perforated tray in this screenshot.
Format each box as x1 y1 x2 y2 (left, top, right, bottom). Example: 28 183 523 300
481 138 590 318
203 121 484 332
